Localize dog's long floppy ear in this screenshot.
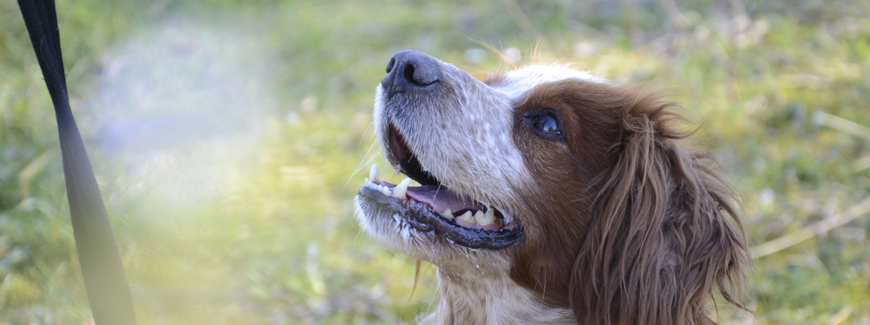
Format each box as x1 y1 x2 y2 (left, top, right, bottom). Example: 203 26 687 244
568 92 751 325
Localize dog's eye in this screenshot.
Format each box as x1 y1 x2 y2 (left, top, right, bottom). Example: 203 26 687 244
533 114 561 134
523 110 565 140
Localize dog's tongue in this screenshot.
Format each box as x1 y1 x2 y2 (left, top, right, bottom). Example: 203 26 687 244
406 185 484 214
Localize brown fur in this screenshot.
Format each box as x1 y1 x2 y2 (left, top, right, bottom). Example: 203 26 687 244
506 80 750 325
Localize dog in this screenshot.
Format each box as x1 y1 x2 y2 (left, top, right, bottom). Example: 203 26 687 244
355 50 750 325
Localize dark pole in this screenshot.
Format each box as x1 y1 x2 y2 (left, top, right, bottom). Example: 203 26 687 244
15 1 137 324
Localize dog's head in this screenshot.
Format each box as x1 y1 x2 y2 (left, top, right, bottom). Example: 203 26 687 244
355 50 750 324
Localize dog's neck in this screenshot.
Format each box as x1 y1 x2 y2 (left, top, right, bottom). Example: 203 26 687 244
419 264 574 325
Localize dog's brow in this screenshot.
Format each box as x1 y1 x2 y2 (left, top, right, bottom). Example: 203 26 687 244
490 65 608 101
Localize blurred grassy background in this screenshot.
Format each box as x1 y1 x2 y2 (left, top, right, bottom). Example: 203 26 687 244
1 0 869 324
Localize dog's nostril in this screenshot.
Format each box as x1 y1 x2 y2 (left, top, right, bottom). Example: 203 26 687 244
382 50 441 94
402 63 417 85
386 57 396 74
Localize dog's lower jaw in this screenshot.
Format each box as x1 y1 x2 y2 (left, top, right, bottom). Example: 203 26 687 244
418 266 574 325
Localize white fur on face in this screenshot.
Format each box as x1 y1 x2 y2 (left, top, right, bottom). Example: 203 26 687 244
376 62 530 212
488 64 608 102
364 60 529 260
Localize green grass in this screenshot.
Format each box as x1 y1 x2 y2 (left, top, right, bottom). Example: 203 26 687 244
2 0 870 323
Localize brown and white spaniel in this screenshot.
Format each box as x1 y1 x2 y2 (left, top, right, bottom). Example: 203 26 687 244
355 50 751 325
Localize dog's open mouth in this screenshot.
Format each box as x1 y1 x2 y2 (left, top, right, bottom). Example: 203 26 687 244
357 126 522 249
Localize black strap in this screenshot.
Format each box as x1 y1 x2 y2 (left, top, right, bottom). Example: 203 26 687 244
16 1 137 324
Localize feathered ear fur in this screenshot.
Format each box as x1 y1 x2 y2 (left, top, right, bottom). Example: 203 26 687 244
567 92 751 325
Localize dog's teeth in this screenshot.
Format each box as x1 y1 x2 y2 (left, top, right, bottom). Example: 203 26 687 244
458 210 475 224
369 164 379 183
440 209 454 220
379 185 390 196
473 210 485 221
478 208 495 226
394 177 412 199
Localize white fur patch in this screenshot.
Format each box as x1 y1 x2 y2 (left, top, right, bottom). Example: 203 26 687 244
491 64 608 102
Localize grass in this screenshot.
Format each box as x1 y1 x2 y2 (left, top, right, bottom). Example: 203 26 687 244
1 0 869 323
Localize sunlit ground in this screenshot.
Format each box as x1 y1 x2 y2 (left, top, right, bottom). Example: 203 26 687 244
2 0 869 324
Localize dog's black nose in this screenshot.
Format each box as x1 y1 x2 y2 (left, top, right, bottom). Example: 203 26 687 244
381 50 441 96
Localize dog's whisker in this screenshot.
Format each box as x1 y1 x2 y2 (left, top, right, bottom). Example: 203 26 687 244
351 228 364 247
340 146 381 195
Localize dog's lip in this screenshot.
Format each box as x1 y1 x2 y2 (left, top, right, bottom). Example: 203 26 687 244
358 180 522 249
388 125 439 186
